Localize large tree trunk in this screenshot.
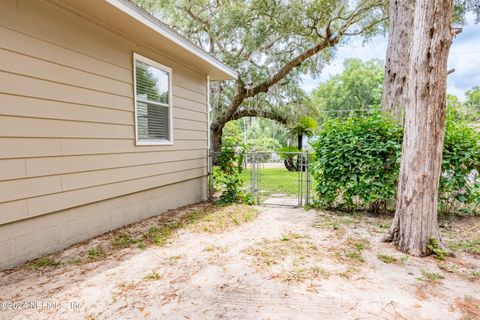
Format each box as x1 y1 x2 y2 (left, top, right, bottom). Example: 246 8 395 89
211 126 223 153
381 0 415 122
383 0 453 256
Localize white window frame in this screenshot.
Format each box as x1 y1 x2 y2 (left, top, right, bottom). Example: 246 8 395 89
133 52 174 145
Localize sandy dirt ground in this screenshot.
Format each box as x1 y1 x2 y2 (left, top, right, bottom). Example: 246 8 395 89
0 203 479 320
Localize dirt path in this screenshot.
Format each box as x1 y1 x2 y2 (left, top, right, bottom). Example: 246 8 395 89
0 205 479 319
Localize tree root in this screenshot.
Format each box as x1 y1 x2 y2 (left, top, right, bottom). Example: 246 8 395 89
381 215 454 257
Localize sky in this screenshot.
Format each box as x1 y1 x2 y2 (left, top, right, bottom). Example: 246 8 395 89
301 13 480 101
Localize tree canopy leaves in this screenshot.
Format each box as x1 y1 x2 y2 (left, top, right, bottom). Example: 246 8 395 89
134 0 388 150
311 58 384 119
465 86 480 110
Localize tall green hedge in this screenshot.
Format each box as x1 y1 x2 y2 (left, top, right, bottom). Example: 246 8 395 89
311 110 480 215
441 109 480 213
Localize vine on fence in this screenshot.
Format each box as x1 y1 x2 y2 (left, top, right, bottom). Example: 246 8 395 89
214 137 252 204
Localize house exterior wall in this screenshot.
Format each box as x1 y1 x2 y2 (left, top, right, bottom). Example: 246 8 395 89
0 0 209 269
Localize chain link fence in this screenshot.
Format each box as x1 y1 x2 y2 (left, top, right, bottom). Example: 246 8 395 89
208 150 314 207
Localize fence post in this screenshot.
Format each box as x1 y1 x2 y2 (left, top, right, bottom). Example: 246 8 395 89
207 149 213 201
256 153 261 204
299 152 303 207
305 150 310 206
250 152 255 202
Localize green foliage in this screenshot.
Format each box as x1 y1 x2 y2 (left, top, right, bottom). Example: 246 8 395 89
441 108 480 214
215 135 252 204
449 237 480 255
288 116 318 149
377 253 398 264
31 256 61 270
466 86 480 109
288 116 318 138
136 0 387 133
311 112 402 212
111 233 137 248
240 167 308 196
311 109 480 215
448 93 479 122
428 238 447 261
223 118 289 152
453 0 480 24
87 247 106 260
464 86 480 122
277 146 301 161
312 59 384 120
419 269 445 282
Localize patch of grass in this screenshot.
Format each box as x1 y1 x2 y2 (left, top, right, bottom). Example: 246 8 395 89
368 220 392 234
313 213 356 233
31 256 60 270
239 168 314 197
377 222 391 230
348 237 370 251
283 266 331 282
345 250 364 262
87 247 105 260
245 233 318 265
338 266 360 279
187 205 259 233
438 262 480 282
280 233 303 242
400 255 410 264
108 205 258 252
428 238 448 260
143 271 162 281
449 238 480 256
136 241 145 250
377 253 398 264
111 233 137 248
65 258 82 265
143 224 180 246
333 237 370 265
418 269 445 282
244 233 328 282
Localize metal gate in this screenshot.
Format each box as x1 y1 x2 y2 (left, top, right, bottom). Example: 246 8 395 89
209 151 311 207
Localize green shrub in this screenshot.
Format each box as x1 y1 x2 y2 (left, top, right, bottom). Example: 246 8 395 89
215 136 252 204
440 109 480 214
311 112 402 212
311 108 480 215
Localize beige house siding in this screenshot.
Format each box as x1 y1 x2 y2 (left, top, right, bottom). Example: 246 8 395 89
0 179 205 270
0 0 210 268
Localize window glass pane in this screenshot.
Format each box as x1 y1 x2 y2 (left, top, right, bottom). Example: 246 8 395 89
135 60 169 104
136 101 170 141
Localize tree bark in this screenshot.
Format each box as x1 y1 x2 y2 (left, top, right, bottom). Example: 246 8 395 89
383 0 454 256
211 127 223 154
381 0 415 122
297 134 303 150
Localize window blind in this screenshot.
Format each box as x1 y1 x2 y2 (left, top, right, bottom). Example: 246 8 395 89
134 57 171 143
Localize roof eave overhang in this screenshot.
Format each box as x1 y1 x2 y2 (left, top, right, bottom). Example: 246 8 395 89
56 0 238 80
